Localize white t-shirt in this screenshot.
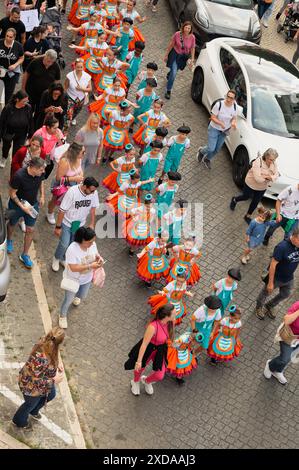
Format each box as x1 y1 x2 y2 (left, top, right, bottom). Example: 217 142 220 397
163 280 186 294
65 241 98 284
120 8 140 21
105 86 125 102
214 278 238 295
140 151 163 165
220 318 242 329
278 184 299 220
167 135 190 150
60 185 100 227
163 210 186 226
157 183 178 196
192 305 222 323
67 70 91 101
119 181 142 192
210 100 237 131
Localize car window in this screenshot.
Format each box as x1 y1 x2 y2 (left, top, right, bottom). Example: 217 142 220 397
220 48 248 117
0 197 6 245
206 0 253 9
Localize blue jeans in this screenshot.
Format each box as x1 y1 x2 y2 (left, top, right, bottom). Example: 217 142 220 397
54 223 75 261
166 59 178 92
201 125 227 161
262 0 275 20
258 0 271 18
12 385 56 428
264 216 299 242
269 341 299 373
60 281 91 316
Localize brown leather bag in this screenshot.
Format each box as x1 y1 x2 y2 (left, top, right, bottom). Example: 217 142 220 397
279 323 298 345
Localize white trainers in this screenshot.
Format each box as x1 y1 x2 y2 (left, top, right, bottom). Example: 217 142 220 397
263 360 272 379
241 256 248 265
246 254 251 261
262 19 268 27
46 212 56 225
0 158 7 168
59 316 68 329
18 219 26 233
71 119 77 126
130 380 140 396
271 371 287 385
60 260 66 268
72 297 81 306
141 375 154 395
52 257 60 272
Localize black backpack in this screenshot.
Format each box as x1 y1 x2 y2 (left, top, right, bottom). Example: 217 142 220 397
211 98 236 114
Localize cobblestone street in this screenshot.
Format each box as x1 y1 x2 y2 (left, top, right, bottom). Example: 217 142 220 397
0 0 298 449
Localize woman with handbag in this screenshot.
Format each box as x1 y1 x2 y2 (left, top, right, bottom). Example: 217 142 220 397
10 135 46 180
12 326 65 429
264 301 299 385
163 21 195 100
64 58 92 128
75 113 104 170
46 141 85 225
0 90 32 169
59 226 104 329
0 28 24 104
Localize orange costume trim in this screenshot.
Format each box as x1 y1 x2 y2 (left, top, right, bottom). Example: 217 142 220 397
167 341 197 378
68 0 92 27
207 325 243 362
137 247 169 282
167 250 201 286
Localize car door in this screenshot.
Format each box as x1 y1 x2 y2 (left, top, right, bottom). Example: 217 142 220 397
218 47 249 156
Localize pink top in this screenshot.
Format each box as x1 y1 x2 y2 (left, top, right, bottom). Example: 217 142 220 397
150 320 169 346
33 126 64 160
66 162 82 177
173 31 195 55
287 301 299 335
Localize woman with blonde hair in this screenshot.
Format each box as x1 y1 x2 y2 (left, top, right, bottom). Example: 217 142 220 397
75 113 104 169
46 142 85 225
12 327 65 429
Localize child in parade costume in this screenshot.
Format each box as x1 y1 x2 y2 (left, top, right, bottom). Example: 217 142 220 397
167 330 198 385
133 100 170 155
136 228 170 287
68 0 92 27
207 305 243 364
138 141 164 191
106 169 154 219
132 79 158 130
123 41 145 93
69 31 109 80
112 17 135 61
93 0 108 27
190 295 222 355
89 77 126 124
123 193 157 256
67 11 104 47
137 62 158 91
162 199 188 245
167 235 201 286
156 171 181 216
148 266 194 325
102 143 136 193
119 0 146 50
105 0 119 29
94 48 129 92
102 101 134 161
158 125 191 184
211 268 241 318
143 126 168 154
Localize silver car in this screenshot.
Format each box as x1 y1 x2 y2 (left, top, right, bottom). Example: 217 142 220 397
0 196 10 302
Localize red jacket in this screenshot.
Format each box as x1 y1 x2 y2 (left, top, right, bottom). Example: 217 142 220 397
10 146 47 180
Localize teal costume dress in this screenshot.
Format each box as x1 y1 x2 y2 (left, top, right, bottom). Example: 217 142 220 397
163 136 190 173
165 212 185 245
140 151 163 190
194 306 221 350
156 183 178 216
214 278 237 317
133 89 158 124
125 52 143 85
115 27 134 61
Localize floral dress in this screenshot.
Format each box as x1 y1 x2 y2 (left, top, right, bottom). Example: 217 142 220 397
18 349 56 397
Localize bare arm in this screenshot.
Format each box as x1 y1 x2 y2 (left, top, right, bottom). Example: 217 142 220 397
284 309 299 325
135 324 155 369
89 207 96 229
267 258 278 293
22 71 29 91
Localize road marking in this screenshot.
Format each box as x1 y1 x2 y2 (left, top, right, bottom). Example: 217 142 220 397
29 243 86 449
0 385 73 445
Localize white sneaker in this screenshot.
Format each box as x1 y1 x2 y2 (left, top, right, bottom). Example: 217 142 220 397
72 297 81 306
141 375 154 395
130 380 140 396
59 316 68 329
71 119 77 126
263 360 272 379
52 257 60 272
60 260 66 268
271 371 287 385
262 19 268 27
241 256 247 265
246 254 251 261
0 158 6 168
46 212 56 225
18 219 26 233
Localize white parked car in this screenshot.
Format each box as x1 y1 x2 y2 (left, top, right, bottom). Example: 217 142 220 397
191 37 299 198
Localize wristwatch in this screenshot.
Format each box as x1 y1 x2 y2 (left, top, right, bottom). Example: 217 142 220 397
55 225 62 229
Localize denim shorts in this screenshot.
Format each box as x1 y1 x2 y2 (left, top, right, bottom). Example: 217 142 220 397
8 199 39 228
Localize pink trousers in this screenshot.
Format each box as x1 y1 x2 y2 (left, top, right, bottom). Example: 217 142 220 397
134 351 166 384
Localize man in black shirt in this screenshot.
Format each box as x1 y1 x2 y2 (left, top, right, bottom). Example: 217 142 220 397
7 157 45 269
0 28 24 103
22 49 61 114
0 7 26 45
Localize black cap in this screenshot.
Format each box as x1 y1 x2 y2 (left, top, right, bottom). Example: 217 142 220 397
150 140 163 149
123 16 133 25
228 268 242 281
177 125 191 134
204 295 223 310
155 127 168 138
146 78 157 88
167 171 182 181
146 62 158 71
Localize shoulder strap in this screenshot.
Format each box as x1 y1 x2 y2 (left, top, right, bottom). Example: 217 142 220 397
179 31 185 51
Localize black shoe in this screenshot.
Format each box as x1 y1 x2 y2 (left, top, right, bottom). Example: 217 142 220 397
166 249 169 257
129 127 133 134
197 148 205 163
244 215 252 225
71 40 76 45
61 8 66 14
166 72 170 80
230 197 237 211
145 281 152 288
102 158 107 164
165 91 171 100
276 12 281 20
128 248 134 257
176 377 185 386
263 237 269 246
210 358 217 366
202 156 211 170
108 156 114 162
30 412 42 421
157 178 163 185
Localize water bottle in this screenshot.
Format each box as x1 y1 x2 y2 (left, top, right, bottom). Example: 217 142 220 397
20 200 38 219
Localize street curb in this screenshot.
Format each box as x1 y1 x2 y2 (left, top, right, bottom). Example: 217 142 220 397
29 243 86 449
0 429 29 449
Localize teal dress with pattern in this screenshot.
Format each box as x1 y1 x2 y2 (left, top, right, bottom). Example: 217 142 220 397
140 151 163 190
115 27 134 61
133 89 158 124
125 52 143 85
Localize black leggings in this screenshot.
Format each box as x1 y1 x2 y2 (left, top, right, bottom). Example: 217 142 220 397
234 183 266 215
2 135 26 160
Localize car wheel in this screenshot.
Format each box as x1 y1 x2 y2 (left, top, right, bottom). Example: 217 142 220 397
0 294 6 302
191 68 204 104
232 148 249 188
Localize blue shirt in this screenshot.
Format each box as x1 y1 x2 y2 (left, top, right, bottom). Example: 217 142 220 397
273 240 299 283
246 219 275 247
